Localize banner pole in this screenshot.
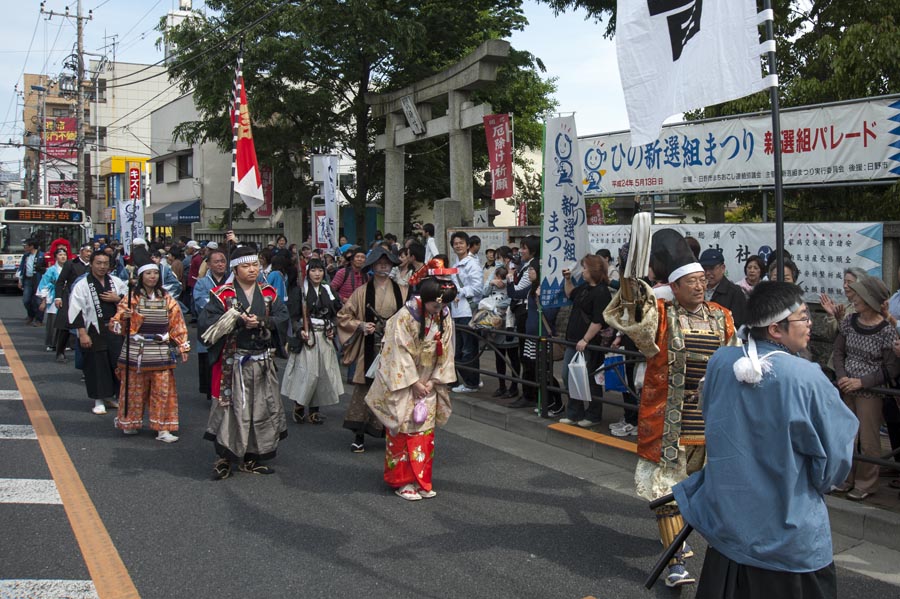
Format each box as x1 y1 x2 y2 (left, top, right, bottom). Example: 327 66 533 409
228 42 243 240
762 0 784 281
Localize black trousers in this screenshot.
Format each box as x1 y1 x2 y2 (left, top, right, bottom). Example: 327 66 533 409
696 546 836 599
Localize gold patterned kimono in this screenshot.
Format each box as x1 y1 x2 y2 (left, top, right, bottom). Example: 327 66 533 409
337 279 407 436
364 300 456 435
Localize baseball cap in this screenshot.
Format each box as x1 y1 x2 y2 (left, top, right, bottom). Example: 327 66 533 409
186 240 200 250
206 241 219 250
699 248 725 267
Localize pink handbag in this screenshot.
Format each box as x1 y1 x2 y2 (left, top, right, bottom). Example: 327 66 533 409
413 399 428 424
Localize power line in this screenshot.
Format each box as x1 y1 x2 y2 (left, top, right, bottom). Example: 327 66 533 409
104 0 288 89
118 0 163 45
38 19 68 76
0 11 42 140
104 0 300 133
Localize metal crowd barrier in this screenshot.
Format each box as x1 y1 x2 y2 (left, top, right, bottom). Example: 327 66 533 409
453 321 900 471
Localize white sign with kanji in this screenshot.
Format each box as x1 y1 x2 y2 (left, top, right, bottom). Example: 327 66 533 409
588 222 883 304
579 96 900 196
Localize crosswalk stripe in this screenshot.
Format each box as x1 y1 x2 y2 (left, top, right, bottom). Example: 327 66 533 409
0 424 37 439
0 389 22 400
0 320 142 598
0 579 98 598
0 478 62 504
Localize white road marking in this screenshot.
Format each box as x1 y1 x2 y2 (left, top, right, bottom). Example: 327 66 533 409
0 366 11 373
0 478 62 504
0 579 98 598
0 389 22 400
0 424 36 439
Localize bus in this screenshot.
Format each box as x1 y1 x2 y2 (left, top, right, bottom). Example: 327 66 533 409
0 205 93 289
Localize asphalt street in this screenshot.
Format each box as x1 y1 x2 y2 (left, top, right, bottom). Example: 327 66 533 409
1 293 899 599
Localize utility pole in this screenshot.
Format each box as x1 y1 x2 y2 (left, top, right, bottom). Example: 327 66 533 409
41 0 92 213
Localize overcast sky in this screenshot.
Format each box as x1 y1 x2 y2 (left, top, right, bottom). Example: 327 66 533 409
0 0 628 175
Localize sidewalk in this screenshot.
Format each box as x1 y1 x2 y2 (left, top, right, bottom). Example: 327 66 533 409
449 379 900 555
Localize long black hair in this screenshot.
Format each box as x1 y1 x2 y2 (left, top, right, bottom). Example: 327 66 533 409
417 277 457 342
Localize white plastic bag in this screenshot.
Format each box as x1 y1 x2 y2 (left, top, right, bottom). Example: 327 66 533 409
365 353 381 379
567 351 592 402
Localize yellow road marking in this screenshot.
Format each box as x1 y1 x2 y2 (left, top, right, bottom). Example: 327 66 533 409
0 320 140 599
549 422 638 454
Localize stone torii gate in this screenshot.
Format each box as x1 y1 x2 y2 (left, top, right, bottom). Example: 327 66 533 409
366 39 510 236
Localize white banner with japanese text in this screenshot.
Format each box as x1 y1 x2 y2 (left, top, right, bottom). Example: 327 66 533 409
579 96 900 196
616 0 767 145
321 154 339 250
588 222 883 304
117 199 145 257
541 117 589 308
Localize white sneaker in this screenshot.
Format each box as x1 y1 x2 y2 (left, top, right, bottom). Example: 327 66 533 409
611 423 637 437
577 419 600 428
156 431 179 443
91 404 107 415
558 418 577 425
451 384 477 393
609 417 628 431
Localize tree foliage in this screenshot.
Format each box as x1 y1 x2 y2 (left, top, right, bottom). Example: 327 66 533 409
161 0 556 236
543 0 900 222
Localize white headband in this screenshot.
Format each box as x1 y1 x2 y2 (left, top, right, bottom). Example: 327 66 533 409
137 263 159 276
745 303 801 328
668 262 704 283
733 302 802 384
230 255 259 269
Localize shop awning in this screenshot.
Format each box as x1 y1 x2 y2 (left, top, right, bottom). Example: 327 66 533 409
149 200 201 226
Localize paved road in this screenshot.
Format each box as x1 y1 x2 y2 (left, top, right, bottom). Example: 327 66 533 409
1 294 898 599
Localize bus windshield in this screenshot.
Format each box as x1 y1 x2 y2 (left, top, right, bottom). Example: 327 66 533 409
0 223 87 253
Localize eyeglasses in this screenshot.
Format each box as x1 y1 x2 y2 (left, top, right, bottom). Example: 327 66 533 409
785 316 811 324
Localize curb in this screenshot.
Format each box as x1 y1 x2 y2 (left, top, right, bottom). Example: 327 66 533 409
451 392 900 554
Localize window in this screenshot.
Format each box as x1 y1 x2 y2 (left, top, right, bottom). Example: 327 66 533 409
177 154 193 179
51 108 69 117
155 162 165 184
95 79 107 103
86 127 107 151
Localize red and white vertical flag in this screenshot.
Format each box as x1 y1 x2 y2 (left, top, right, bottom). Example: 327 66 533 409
483 114 514 199
231 55 265 212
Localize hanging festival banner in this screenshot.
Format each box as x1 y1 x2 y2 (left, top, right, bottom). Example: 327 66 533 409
231 58 264 213
117 199 146 256
483 114 514 200
540 116 589 308
257 164 274 218
579 96 900 196
588 222 883 304
321 154 340 250
616 0 768 145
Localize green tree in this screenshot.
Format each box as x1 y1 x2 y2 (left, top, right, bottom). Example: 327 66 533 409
543 0 900 222
511 166 542 225
162 0 555 237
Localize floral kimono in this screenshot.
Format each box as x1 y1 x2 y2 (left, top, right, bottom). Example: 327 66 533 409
365 298 455 492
